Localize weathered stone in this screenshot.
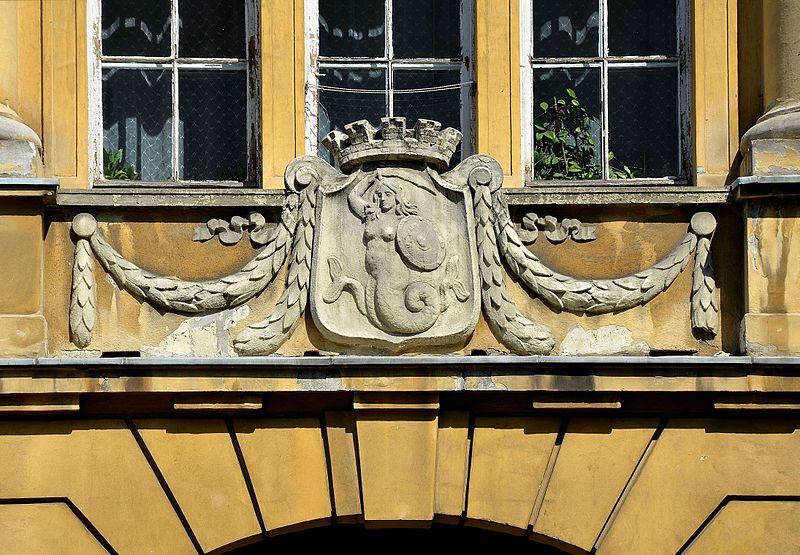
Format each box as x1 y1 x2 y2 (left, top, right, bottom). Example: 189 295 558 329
0 315 45 357
311 164 479 352
558 325 650 356
0 103 42 177
0 202 42 316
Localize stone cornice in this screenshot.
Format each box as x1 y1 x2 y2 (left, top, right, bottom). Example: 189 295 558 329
730 174 800 200
0 177 59 199
0 355 799 396
54 185 732 208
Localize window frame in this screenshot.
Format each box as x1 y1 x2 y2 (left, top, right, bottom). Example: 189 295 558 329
303 0 476 161
87 0 261 187
520 0 693 185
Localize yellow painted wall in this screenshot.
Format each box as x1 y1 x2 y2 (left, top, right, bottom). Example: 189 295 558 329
0 1 88 188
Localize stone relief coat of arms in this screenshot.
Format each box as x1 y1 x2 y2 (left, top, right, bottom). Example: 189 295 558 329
67 117 720 356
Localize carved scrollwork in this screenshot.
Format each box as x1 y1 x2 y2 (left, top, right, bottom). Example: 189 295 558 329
67 176 300 348
233 156 353 355
494 191 700 314
518 213 597 245
442 157 555 355
67 119 721 356
193 212 272 246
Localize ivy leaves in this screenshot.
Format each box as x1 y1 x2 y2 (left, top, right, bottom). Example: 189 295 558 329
103 148 137 180
533 88 639 180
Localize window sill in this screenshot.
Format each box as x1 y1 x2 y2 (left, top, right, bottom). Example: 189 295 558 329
55 184 733 209
507 185 731 205
56 187 285 208
93 180 254 188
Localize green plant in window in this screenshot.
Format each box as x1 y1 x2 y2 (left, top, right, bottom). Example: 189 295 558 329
103 148 137 180
533 88 640 180
217 165 248 182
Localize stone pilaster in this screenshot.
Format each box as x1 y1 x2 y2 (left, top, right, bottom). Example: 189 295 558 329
739 1 800 355
740 0 800 175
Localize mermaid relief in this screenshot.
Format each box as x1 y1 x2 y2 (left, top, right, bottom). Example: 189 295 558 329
323 171 469 335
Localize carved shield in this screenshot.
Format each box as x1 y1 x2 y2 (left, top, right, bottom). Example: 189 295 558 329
311 166 480 351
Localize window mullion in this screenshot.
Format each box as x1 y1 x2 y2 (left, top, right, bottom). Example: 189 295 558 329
386 0 393 117
600 0 610 180
171 0 180 182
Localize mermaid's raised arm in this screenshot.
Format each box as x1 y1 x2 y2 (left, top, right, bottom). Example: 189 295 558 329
348 176 372 218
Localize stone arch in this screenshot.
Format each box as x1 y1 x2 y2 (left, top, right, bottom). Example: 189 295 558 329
1 415 799 553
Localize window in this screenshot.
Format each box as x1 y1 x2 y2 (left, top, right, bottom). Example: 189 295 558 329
90 0 259 185
521 0 690 183
305 0 474 165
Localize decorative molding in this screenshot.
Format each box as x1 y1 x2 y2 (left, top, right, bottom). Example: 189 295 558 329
518 213 597 244
68 182 299 346
493 176 717 330
66 118 721 355
193 212 273 246
690 213 720 337
466 160 556 355
232 158 327 355
69 215 97 348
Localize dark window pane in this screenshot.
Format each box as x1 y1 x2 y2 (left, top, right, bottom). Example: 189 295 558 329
318 68 388 164
178 71 247 181
393 0 461 59
533 0 599 58
608 67 679 177
102 0 171 56
608 0 677 56
179 0 246 58
393 69 463 164
319 0 385 58
533 67 601 179
102 68 172 180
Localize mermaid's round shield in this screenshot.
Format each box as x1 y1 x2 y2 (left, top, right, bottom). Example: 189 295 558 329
396 215 446 272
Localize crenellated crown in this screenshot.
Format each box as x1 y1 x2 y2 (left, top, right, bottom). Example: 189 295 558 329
321 117 462 172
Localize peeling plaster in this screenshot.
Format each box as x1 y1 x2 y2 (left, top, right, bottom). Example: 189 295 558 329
746 341 779 356
559 325 650 356
141 306 250 357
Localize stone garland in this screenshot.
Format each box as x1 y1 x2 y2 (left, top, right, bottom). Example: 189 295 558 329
69 221 97 348
691 219 720 337
68 184 300 349
467 162 556 355
493 190 717 316
69 154 720 355
233 170 319 355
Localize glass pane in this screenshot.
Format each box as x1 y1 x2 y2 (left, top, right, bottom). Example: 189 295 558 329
608 0 677 56
608 67 679 178
102 68 172 180
318 68 388 163
319 0 385 58
533 67 601 180
533 0 599 58
178 71 248 181
393 0 461 59
102 0 171 57
393 69 464 164
179 0 246 59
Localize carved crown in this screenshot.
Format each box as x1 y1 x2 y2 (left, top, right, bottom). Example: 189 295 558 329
321 117 462 172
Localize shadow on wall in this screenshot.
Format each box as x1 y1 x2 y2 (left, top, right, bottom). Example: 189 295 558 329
229 523 569 554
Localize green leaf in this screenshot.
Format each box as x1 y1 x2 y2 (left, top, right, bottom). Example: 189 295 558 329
539 101 549 110
566 88 577 98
